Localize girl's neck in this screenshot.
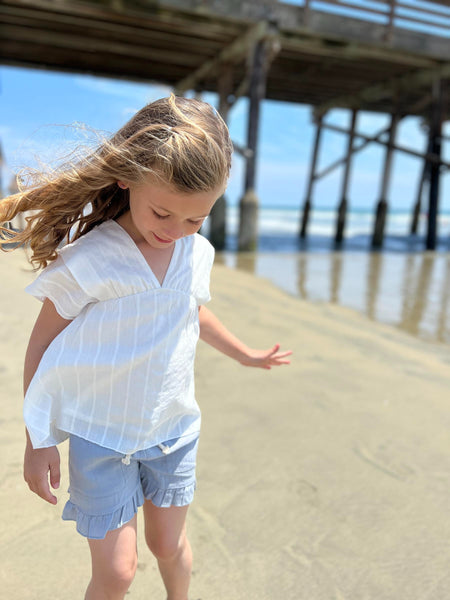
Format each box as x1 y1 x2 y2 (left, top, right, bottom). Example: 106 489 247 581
114 212 176 286
114 211 144 245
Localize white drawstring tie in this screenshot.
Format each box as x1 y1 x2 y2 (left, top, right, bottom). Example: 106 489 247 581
158 443 170 455
122 443 169 465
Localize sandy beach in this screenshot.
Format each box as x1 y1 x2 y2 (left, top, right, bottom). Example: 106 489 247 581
1 247 450 600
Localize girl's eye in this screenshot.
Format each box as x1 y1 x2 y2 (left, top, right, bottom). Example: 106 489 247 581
188 217 206 225
153 210 169 220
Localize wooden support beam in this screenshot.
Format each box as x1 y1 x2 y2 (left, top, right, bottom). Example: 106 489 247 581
407 93 432 117
321 121 450 169
372 112 400 248
384 0 396 44
302 0 312 27
232 141 253 159
335 109 357 244
410 158 428 235
316 123 391 181
314 62 450 117
208 63 233 250
279 32 435 70
230 74 251 104
410 137 431 235
238 37 271 251
426 79 444 251
300 115 324 238
174 21 268 95
1 23 199 66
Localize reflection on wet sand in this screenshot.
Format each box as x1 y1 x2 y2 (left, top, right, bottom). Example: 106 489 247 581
399 254 433 338
221 251 450 345
437 260 450 344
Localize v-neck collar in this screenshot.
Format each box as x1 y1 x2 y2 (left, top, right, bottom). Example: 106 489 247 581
108 219 180 288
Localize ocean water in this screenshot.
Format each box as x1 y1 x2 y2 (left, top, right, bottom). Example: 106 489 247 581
212 206 450 345
221 205 450 253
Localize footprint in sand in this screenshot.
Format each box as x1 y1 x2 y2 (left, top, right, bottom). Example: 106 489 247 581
290 479 320 507
354 440 415 481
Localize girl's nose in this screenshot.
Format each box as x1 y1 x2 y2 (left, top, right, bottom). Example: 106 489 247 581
163 223 184 240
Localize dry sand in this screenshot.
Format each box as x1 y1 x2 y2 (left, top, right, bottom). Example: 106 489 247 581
1 248 450 599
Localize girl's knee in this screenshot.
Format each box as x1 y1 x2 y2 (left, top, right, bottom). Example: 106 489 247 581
92 554 137 596
110 555 138 588
143 502 190 561
146 529 186 562
88 525 138 597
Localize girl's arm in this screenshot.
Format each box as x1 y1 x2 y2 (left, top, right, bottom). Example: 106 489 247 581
23 298 72 505
198 305 291 370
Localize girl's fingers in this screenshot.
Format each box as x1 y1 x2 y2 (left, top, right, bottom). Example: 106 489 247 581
268 350 292 363
49 460 61 490
24 446 60 504
268 345 292 356
269 353 292 365
242 345 291 368
29 475 57 505
38 481 58 505
274 351 292 358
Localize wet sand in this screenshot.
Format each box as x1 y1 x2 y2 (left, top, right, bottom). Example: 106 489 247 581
1 248 450 599
221 250 450 345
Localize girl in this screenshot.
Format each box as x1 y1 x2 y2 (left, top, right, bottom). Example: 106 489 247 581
0 95 291 600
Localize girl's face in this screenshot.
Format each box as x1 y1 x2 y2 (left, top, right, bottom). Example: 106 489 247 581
118 178 224 250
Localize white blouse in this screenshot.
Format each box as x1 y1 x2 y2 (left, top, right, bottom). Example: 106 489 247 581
24 220 214 455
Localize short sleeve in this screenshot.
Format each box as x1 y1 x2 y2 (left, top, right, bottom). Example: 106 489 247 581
193 235 215 306
26 255 97 320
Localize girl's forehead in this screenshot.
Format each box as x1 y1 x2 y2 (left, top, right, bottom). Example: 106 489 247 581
145 177 225 195
135 179 223 214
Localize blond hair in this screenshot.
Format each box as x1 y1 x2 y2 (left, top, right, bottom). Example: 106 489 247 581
0 95 232 269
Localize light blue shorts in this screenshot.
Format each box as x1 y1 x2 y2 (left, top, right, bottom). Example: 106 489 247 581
62 434 199 539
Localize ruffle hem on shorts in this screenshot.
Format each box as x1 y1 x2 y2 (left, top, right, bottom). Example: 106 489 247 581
62 485 145 540
62 483 195 539
145 482 195 508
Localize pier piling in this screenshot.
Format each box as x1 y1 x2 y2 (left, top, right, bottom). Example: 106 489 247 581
238 36 271 251
410 144 430 235
372 113 400 248
426 78 444 251
335 109 358 244
300 115 323 239
209 64 233 250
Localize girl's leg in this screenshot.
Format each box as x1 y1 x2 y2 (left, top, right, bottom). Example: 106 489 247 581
143 500 192 600
85 515 138 600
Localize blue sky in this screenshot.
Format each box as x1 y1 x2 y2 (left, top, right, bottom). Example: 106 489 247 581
1 65 448 212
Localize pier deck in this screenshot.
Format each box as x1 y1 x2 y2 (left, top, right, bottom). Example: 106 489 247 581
1 0 449 116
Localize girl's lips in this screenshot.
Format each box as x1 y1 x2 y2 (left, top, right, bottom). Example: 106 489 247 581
153 233 173 244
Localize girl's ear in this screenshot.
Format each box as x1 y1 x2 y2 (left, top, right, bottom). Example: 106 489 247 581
117 181 128 190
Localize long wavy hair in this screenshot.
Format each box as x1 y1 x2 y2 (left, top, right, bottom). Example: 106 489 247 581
0 95 232 269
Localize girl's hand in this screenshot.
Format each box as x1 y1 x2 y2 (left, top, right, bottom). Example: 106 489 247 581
239 343 292 370
198 307 291 369
24 441 60 505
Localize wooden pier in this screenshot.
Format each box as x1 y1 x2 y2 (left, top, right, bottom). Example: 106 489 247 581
1 0 449 249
